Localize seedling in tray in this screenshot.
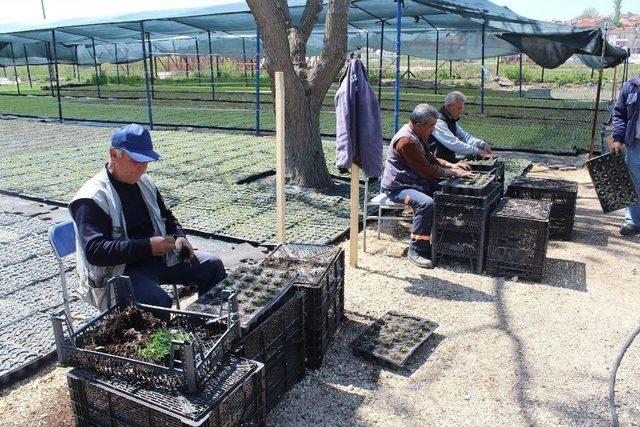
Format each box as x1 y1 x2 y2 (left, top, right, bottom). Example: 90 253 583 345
441 173 495 196
350 311 438 370
189 264 296 329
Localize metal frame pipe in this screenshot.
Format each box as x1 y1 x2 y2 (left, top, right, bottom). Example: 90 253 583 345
434 29 439 93
90 37 101 98
518 52 523 98
147 34 155 98
255 29 261 136
207 30 216 100
195 38 202 83
114 43 120 84
365 32 369 72
378 20 385 101
9 43 20 95
481 24 486 113
45 43 55 96
51 30 63 122
215 55 221 78
23 45 33 89
242 37 248 86
393 0 402 133
140 21 154 129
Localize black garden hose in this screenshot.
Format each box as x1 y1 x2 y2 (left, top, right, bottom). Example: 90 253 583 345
609 323 640 426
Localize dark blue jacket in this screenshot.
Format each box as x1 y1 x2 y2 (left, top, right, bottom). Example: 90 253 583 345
612 76 640 146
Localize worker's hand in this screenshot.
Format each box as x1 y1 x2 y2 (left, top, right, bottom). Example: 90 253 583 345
453 162 471 171
150 236 176 256
477 149 496 158
454 169 475 179
175 237 194 262
611 141 624 154
483 142 493 154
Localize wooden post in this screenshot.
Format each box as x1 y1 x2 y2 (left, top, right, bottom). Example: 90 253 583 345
349 165 360 267
274 71 286 244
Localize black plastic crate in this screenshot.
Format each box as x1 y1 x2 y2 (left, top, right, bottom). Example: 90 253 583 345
434 183 502 234
486 198 551 282
440 173 495 196
261 243 345 369
506 177 578 240
52 280 241 394
467 160 505 190
305 283 345 369
233 291 305 413
586 151 639 214
67 356 266 427
350 312 438 371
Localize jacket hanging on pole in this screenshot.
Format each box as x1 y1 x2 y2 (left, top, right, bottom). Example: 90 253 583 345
334 58 383 178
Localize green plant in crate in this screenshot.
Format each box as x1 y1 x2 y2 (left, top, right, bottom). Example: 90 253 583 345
138 329 190 362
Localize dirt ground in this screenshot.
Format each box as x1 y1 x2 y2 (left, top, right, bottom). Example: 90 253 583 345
2 166 640 426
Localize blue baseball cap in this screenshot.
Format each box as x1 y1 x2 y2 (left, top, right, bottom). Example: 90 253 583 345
111 124 162 162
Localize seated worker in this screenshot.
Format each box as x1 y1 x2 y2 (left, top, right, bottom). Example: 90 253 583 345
429 91 495 163
381 104 474 268
69 124 225 310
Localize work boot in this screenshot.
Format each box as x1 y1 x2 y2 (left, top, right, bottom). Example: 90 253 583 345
620 223 640 236
408 248 433 268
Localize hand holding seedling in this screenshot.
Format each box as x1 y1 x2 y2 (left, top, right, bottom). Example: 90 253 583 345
453 162 471 171
175 237 194 262
454 169 475 179
611 141 624 154
150 235 176 256
477 149 495 158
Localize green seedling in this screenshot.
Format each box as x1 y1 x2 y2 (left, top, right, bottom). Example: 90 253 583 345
138 329 189 362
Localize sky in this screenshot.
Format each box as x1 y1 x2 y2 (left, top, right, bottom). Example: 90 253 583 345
0 0 638 26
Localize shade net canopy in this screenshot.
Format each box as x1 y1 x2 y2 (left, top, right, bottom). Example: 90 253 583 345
0 0 628 68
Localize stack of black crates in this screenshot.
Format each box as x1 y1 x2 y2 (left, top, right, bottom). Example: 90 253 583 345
486 198 552 281
432 173 502 273
506 177 578 240
62 243 345 426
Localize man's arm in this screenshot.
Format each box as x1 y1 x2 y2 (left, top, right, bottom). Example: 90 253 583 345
433 119 482 156
70 199 152 266
395 137 452 180
612 82 629 147
455 123 487 150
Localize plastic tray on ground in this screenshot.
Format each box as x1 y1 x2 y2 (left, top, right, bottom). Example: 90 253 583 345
350 311 438 371
586 151 639 213
67 356 266 427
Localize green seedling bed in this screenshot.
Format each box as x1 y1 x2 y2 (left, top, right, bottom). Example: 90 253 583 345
350 311 438 371
189 265 297 331
586 151 639 213
440 173 495 196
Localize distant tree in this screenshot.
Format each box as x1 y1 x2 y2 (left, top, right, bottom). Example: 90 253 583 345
577 8 601 19
613 0 622 25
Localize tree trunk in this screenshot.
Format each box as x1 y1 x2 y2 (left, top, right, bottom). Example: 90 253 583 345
247 0 349 190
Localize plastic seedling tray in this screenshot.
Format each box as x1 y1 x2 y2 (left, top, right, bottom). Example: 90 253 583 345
350 311 438 370
440 173 495 196
464 157 498 170
586 151 639 213
189 265 297 331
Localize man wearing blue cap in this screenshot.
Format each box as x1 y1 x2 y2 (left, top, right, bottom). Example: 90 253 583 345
69 124 225 310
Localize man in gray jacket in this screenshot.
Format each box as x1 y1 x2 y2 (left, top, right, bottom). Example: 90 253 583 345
429 91 495 163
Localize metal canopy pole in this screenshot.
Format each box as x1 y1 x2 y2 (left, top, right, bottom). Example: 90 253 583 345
45 43 55 96
365 32 370 71
140 21 154 129
207 30 216 100
496 56 500 75
23 45 33 89
114 43 120 84
90 37 101 98
255 29 261 136
215 55 221 78
242 37 248 86
588 26 609 159
393 0 401 134
541 67 545 83
480 24 485 113
434 29 439 94
75 46 81 82
2 65 6 78
147 34 155 99
378 20 385 101
449 60 452 77
9 43 20 95
195 39 202 83
51 30 63 122
518 52 523 98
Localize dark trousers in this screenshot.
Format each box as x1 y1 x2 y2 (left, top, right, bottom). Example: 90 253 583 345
123 251 225 308
385 184 439 253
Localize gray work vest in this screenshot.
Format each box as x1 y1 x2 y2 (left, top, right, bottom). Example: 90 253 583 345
70 168 178 310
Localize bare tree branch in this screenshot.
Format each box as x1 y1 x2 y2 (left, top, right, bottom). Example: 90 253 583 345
308 0 350 94
246 0 296 75
298 0 323 42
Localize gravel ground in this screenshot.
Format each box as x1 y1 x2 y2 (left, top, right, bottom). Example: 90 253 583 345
1 166 639 426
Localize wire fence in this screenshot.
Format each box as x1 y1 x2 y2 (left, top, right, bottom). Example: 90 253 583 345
1 50 634 153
